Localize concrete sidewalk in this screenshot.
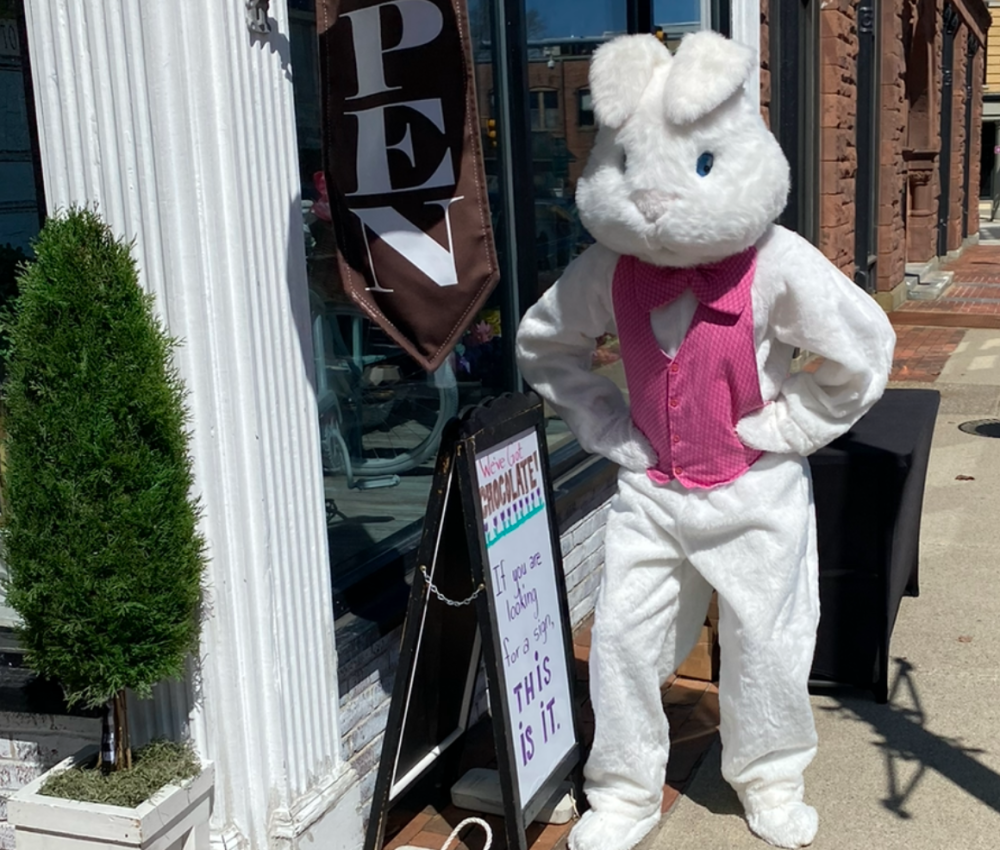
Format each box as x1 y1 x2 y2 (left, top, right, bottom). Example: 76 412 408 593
646 329 1000 850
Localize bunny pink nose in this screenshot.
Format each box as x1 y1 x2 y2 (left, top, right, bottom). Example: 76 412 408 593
631 189 679 222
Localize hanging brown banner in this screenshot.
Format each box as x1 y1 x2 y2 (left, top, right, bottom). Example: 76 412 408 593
316 0 500 373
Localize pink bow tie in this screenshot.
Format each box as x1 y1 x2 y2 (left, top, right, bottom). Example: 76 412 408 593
633 248 757 318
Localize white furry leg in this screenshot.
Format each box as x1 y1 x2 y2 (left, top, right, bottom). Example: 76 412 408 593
745 802 818 849
582 476 712 825
568 809 660 850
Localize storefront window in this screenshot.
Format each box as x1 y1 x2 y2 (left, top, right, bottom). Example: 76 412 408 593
653 0 704 29
521 2 628 454
653 0 708 48
291 0 508 591
290 0 720 600
0 4 42 257
0 0 44 628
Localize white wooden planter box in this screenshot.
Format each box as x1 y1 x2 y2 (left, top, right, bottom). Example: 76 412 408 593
8 747 214 850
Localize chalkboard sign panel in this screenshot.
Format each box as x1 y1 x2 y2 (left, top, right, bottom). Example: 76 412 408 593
364 393 582 850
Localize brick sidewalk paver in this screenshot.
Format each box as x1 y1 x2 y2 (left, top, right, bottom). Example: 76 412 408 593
802 325 966 383
889 325 966 381
891 244 1000 328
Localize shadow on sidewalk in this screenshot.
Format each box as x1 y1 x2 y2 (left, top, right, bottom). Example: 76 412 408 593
818 657 999 820
676 657 1000 823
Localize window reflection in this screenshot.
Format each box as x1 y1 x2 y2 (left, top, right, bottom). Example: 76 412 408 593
578 88 594 127
653 0 704 30
654 1 706 49
0 1 43 628
292 0 508 576
0 8 42 258
290 0 715 577
529 89 560 131
521 1 629 452
525 1 626 41
518 1 710 454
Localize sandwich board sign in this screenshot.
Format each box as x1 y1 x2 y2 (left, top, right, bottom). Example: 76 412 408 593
364 393 582 850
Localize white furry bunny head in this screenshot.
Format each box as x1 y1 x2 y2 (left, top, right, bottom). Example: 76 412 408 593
576 31 790 268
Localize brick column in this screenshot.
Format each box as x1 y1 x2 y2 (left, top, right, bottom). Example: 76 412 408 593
949 23 968 251
902 0 941 265
969 44 984 235
877 2 908 294
819 0 859 278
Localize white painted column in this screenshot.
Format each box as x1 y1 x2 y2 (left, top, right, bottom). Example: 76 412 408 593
21 2 360 848
700 0 713 29
731 0 762 114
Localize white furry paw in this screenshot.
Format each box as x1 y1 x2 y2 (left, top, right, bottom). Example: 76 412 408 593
592 415 657 473
735 404 790 453
568 809 660 850
746 802 818 848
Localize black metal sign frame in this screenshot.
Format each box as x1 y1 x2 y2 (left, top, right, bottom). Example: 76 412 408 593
364 392 582 850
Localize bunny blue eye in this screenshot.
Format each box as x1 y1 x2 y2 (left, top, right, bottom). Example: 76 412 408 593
696 152 714 177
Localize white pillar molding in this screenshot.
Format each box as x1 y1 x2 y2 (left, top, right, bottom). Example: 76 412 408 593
731 0 762 114
21 2 359 847
700 0 713 29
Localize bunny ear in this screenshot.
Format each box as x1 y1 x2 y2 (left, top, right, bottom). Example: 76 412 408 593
663 30 756 124
589 34 671 129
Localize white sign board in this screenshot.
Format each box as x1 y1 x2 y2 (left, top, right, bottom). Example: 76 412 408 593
474 428 575 806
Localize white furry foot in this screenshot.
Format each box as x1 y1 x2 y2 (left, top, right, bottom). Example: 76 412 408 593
746 802 818 848
568 809 660 850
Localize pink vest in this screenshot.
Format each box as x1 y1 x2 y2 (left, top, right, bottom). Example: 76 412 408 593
611 250 765 489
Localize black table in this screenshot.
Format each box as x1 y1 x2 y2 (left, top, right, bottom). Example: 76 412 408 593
807 388 941 703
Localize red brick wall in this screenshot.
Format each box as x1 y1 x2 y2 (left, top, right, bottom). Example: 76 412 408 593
760 0 771 127
534 58 593 190
474 56 594 197
903 0 946 265
819 0 859 277
877 0 909 293
949 26 969 251
969 46 983 236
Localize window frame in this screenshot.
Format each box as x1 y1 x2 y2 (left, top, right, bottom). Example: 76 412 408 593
529 87 561 131
577 87 595 127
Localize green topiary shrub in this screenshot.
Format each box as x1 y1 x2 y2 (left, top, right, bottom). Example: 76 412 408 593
0 207 206 771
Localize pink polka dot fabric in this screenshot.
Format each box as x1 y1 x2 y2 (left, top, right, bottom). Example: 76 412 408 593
611 249 765 489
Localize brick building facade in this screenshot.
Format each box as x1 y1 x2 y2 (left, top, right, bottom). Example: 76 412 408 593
767 0 989 307
819 2 861 278
481 2 992 313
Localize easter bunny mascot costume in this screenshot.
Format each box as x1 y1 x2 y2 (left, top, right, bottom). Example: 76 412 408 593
515 31 895 850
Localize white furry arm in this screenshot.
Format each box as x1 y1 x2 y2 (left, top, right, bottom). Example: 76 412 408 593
737 228 896 456
516 244 657 472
